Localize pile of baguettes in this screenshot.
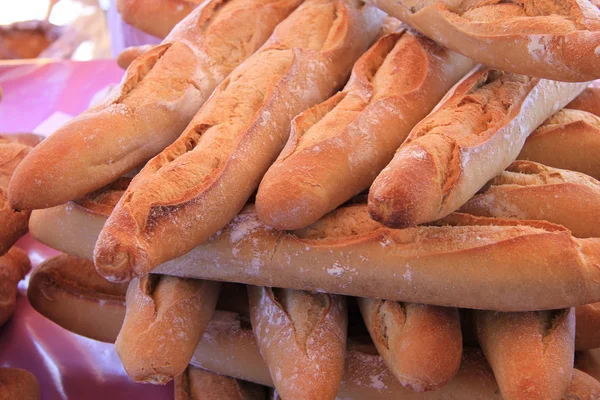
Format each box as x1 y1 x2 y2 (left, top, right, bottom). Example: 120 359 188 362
4 0 600 398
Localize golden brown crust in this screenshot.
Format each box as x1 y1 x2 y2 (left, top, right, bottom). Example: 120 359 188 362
564 369 600 399
368 67 588 228
94 0 386 282
248 287 347 400
370 0 600 81
0 247 30 326
27 254 126 343
576 303 600 350
0 368 40 400
175 366 266 400
567 81 600 116
358 299 462 391
475 309 575 400
460 160 600 238
117 0 201 38
116 45 154 69
255 29 475 230
9 0 303 211
0 133 44 148
115 275 221 384
518 108 600 180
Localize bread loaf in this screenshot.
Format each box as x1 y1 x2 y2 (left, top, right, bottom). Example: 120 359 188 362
175 365 266 400
567 81 600 116
248 287 347 400
94 0 386 282
369 0 600 82
368 66 588 228
518 109 600 180
474 309 575 400
575 349 600 382
460 160 600 238
9 0 303 210
357 299 461 392
0 368 40 400
576 303 600 351
117 0 201 38
27 254 127 343
0 133 44 148
255 28 475 229
115 275 221 384
116 45 154 69
0 247 30 326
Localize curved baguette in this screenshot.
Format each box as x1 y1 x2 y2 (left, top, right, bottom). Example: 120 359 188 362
248 287 347 400
517 109 600 180
8 0 303 211
117 0 201 39
116 45 154 69
27 254 127 343
255 29 475 229
115 275 221 384
369 0 600 82
94 0 386 283
368 66 589 228
357 299 461 392
474 309 575 400
0 368 40 400
175 365 266 400
576 349 600 382
567 81 600 116
460 160 600 238
0 139 33 255
576 303 600 351
0 247 31 326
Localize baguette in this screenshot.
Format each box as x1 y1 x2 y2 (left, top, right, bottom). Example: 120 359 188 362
517 109 600 180
0 138 33 255
357 299 461 392
474 309 575 400
0 133 44 148
576 303 600 351
175 365 266 400
368 66 588 228
459 160 600 238
255 28 475 230
117 0 201 38
567 81 600 116
248 287 347 400
116 45 154 69
27 254 127 343
576 349 600 382
8 0 303 210
369 0 600 82
115 275 221 384
0 247 31 326
0 368 40 400
31 194 600 311
94 0 386 282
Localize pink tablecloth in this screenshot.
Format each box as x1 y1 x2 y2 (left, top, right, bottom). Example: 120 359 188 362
0 60 173 400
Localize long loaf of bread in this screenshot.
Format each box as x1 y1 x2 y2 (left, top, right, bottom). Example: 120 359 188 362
9 0 302 210
567 81 600 116
576 349 600 382
474 309 575 400
175 365 267 400
368 0 600 82
0 247 31 327
93 0 386 282
368 66 588 228
576 303 600 351
255 28 475 229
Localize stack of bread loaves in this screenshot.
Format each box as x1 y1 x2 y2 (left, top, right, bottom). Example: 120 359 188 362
4 0 600 398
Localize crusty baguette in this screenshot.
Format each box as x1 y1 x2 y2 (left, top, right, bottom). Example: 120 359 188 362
27 254 127 343
117 0 201 38
255 29 475 229
115 275 221 384
116 44 154 69
0 138 33 255
564 369 600 399
576 303 600 351
567 81 600 116
517 109 600 180
8 0 302 210
248 287 347 400
0 133 44 148
474 309 575 400
0 368 40 400
576 349 600 382
175 365 266 400
94 0 386 283
460 160 600 238
369 0 600 82
0 247 30 326
357 299 461 392
368 66 588 228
